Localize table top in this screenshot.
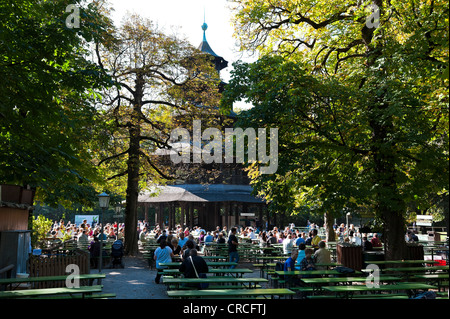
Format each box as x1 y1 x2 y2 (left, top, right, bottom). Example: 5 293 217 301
275 269 351 276
0 285 104 298
0 274 106 285
367 260 439 265
158 261 238 267
163 268 254 275
163 277 269 284
322 282 437 293
384 265 449 272
167 288 295 298
411 273 449 279
301 275 401 284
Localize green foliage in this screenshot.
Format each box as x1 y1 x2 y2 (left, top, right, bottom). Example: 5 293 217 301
224 0 449 226
31 214 53 248
0 0 113 207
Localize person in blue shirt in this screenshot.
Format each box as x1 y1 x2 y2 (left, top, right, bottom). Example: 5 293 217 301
295 232 306 247
295 243 306 270
284 250 300 286
177 232 188 249
284 250 298 271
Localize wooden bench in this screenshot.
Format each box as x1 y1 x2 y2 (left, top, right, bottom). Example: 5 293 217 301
162 268 254 278
31 293 116 299
0 274 106 290
322 282 438 299
167 288 295 299
411 273 450 292
163 277 268 290
0 285 104 299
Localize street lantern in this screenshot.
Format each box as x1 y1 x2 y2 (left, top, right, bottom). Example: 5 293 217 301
98 192 110 209
346 212 351 229
97 192 110 273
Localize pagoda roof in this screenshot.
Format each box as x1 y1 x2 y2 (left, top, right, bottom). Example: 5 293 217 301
198 22 228 71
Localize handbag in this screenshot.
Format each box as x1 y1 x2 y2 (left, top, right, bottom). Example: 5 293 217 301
189 256 209 289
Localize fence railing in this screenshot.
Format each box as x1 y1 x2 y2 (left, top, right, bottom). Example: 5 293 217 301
28 249 90 288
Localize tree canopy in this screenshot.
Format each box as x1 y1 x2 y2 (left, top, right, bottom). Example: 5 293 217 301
0 0 114 207
224 0 449 258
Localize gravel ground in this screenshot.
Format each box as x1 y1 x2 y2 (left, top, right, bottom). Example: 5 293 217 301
94 255 268 299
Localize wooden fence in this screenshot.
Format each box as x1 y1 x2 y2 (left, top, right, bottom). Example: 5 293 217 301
28 249 90 288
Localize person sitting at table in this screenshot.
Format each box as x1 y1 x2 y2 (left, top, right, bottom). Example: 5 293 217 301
314 241 331 270
88 236 101 268
267 231 277 246
406 230 419 243
362 236 373 251
349 230 362 245
77 229 89 248
311 228 322 248
216 232 226 244
138 227 148 245
204 231 214 244
168 237 182 256
295 243 306 270
370 233 382 248
154 239 174 284
157 229 168 244
284 250 300 285
284 250 298 271
179 249 209 288
305 231 313 246
299 248 316 272
179 249 209 278
295 232 306 247
181 239 194 260
283 233 294 255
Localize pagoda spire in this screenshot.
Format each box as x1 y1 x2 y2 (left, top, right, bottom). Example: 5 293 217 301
198 16 228 72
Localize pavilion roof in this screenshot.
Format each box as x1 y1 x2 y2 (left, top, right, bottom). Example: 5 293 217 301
138 184 265 203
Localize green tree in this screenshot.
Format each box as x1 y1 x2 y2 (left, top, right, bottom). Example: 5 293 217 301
0 0 113 207
96 14 223 255
225 0 448 259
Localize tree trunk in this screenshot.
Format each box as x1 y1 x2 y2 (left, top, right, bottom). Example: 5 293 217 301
124 77 144 256
324 212 336 243
124 123 140 256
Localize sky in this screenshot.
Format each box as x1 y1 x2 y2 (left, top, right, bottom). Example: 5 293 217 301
108 0 250 84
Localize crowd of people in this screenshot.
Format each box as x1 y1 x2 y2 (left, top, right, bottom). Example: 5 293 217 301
46 218 391 284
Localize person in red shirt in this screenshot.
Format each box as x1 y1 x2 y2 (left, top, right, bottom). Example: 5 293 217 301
370 233 382 248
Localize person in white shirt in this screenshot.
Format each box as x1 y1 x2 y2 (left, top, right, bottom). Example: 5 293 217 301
283 233 294 255
248 228 257 240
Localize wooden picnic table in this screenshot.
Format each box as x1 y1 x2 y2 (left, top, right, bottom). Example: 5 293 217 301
158 262 238 269
0 285 104 299
322 282 438 299
301 275 402 286
367 260 439 266
410 273 449 292
383 265 448 273
201 256 228 261
167 288 295 299
300 275 402 294
163 268 253 278
0 274 106 290
163 277 269 290
275 269 362 277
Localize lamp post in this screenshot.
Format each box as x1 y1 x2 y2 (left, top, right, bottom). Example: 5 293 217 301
346 212 351 230
98 192 110 273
